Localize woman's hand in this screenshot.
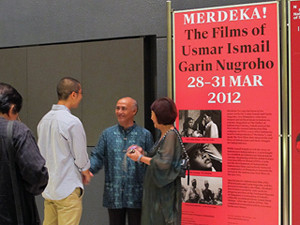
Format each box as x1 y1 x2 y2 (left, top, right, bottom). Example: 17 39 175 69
126 145 142 161
127 144 144 154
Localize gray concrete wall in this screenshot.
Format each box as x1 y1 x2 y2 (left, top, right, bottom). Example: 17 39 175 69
0 0 273 98
0 38 146 146
0 0 272 48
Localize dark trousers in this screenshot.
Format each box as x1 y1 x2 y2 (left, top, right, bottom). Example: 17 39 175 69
108 208 141 225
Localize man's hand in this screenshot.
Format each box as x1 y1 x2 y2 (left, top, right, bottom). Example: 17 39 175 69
81 169 92 185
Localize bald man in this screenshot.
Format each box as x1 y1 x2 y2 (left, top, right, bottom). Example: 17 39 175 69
90 97 153 225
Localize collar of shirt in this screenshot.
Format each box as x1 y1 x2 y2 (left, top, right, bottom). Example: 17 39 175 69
118 122 137 135
51 104 71 113
205 120 213 128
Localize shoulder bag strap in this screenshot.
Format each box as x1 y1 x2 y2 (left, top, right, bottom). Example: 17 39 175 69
7 120 24 225
174 128 190 185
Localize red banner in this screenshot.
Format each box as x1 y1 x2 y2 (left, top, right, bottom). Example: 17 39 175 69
289 1 300 224
173 2 280 224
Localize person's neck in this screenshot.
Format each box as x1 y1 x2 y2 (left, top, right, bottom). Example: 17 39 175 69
159 124 174 139
120 121 134 130
0 113 8 120
57 100 71 110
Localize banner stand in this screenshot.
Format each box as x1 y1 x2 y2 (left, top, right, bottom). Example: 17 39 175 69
168 1 290 224
280 0 289 224
167 0 173 99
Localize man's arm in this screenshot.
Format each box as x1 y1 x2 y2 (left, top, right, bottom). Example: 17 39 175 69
81 169 92 185
89 132 106 174
69 121 90 170
69 121 91 185
144 130 154 154
210 123 219 138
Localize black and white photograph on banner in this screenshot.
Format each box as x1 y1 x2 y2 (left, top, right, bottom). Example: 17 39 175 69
179 110 222 138
185 143 222 172
182 176 222 206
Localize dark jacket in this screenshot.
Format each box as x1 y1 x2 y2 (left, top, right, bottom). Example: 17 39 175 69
0 117 48 225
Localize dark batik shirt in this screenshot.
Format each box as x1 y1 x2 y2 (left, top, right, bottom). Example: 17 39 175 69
90 123 153 209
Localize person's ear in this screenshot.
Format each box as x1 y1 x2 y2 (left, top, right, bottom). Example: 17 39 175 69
7 105 17 120
8 105 14 115
131 107 137 116
69 92 78 102
71 91 77 98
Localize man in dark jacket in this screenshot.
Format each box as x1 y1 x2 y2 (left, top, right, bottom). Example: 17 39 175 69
0 82 48 225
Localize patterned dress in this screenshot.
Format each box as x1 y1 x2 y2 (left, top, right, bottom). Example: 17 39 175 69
141 129 182 225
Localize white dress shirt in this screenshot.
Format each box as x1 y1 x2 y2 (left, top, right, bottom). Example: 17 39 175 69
37 104 90 200
205 121 219 138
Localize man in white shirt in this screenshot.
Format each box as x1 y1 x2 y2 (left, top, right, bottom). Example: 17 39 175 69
203 112 219 138
37 77 91 225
